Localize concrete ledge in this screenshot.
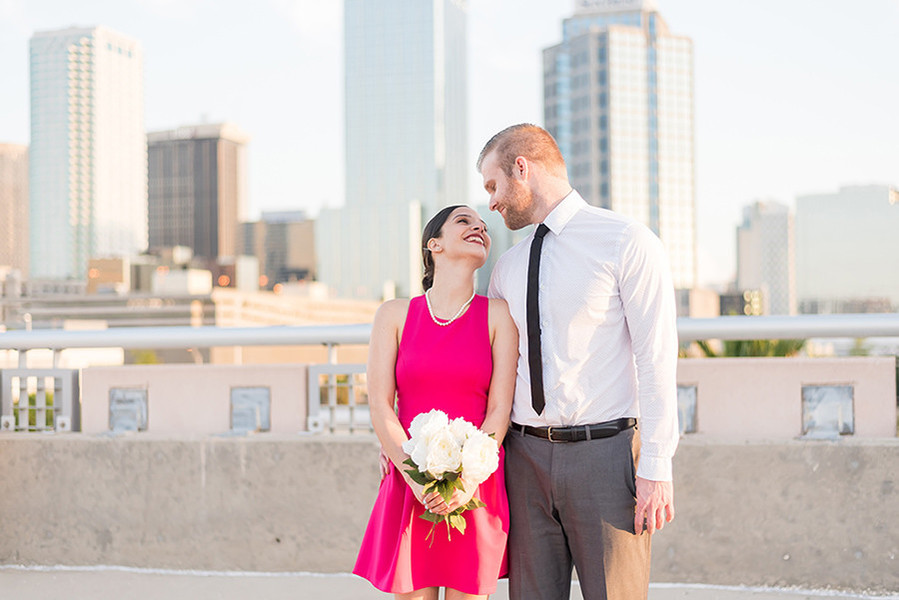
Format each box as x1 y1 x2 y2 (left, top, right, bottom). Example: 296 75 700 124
0 434 896 593
0 434 379 572
653 436 899 593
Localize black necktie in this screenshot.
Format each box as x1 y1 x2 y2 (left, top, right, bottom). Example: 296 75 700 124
527 224 550 415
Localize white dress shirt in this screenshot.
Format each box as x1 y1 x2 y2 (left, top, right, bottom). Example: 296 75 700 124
488 191 679 481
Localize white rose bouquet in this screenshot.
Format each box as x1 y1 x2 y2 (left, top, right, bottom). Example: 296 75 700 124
401 409 500 542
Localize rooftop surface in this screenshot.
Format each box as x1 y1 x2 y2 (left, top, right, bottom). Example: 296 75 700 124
1 567 895 600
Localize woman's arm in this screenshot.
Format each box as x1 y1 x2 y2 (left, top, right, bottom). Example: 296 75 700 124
367 300 427 502
442 298 518 514
482 298 517 444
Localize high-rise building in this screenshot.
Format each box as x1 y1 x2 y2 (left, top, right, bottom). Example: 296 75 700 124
0 144 29 276
736 200 796 315
242 211 316 289
543 0 696 288
796 185 899 313
29 26 146 280
148 123 249 264
317 0 468 300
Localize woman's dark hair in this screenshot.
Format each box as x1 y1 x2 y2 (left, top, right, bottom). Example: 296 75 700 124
421 205 466 291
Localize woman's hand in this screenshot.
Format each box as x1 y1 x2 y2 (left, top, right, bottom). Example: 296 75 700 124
421 480 478 516
401 472 428 503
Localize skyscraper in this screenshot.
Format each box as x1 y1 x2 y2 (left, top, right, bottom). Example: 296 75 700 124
543 0 696 288
0 144 29 276
148 123 248 264
796 185 899 313
736 200 796 315
29 26 146 280
317 0 468 300
242 211 316 289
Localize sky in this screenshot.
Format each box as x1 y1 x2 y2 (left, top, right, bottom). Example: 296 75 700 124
1 0 898 287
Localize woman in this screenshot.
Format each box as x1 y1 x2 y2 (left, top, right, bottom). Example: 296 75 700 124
354 205 518 599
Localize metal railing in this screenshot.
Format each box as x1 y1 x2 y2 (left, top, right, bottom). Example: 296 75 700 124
1 314 898 434
676 313 899 342
307 363 370 433
0 324 371 434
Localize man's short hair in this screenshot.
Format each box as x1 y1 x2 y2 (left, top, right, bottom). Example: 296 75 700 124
476 124 567 178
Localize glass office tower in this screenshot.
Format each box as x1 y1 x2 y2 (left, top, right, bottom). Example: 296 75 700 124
544 0 696 288
30 26 146 279
317 0 468 300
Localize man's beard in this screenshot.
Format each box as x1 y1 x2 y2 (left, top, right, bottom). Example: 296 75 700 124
501 183 537 231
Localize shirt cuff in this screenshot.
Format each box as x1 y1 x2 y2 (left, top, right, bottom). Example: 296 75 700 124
636 454 673 482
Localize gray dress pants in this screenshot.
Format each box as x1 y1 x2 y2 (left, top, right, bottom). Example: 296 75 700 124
504 426 650 600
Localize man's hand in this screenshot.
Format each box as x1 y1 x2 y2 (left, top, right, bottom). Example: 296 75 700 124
634 477 675 535
378 447 390 480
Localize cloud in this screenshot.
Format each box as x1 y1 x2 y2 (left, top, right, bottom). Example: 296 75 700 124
0 0 30 36
134 0 210 20
270 0 341 47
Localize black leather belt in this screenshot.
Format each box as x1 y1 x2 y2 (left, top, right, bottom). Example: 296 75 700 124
510 417 636 443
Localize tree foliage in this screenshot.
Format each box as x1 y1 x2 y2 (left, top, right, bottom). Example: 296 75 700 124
696 339 806 358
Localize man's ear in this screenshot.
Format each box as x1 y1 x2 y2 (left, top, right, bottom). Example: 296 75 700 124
513 156 529 181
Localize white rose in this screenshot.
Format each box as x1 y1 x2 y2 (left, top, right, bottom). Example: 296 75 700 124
403 410 451 472
461 429 499 485
404 437 429 471
424 427 463 480
406 410 448 443
449 417 477 445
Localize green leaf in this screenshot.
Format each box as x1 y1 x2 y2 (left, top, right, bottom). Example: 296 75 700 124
418 510 442 524
449 513 467 534
465 498 486 510
405 468 430 486
428 480 449 503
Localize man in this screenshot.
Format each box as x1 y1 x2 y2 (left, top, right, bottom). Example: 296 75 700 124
481 124 678 600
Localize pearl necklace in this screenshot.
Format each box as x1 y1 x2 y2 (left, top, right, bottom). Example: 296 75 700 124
425 289 476 327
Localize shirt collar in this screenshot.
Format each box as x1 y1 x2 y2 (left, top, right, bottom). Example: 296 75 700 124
541 189 586 236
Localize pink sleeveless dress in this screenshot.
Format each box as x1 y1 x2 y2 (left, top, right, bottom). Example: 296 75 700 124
353 295 509 594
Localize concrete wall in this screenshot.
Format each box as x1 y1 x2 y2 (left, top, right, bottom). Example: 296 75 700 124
78 357 897 437
81 365 308 434
677 357 897 438
0 434 896 593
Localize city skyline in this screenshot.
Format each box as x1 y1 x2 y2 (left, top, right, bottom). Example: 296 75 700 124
1 1 898 287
